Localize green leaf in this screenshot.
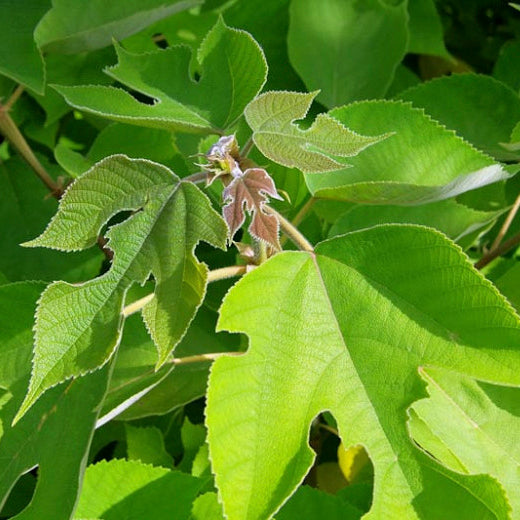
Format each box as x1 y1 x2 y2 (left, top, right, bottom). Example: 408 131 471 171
276 486 362 520
495 263 520 312
0 282 114 520
287 0 408 107
244 91 387 173
34 0 202 54
406 0 449 58
328 199 503 249
306 100 509 205
398 74 520 161
410 367 520 517
192 492 224 520
14 155 226 422
29 47 115 126
493 39 520 93
115 303 241 421
0 0 48 94
0 156 103 282
125 424 175 468
74 459 204 520
54 18 267 134
206 225 520 519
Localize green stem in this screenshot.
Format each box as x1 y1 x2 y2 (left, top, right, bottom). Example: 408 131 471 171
123 265 248 317
266 206 314 252
0 101 62 197
253 239 268 264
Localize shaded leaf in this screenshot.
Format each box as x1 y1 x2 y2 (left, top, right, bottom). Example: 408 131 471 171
407 0 449 58
192 492 224 520
125 424 174 468
0 282 114 520
206 225 520 519
15 155 226 422
223 168 282 249
0 156 103 282
74 459 204 520
493 39 520 93
34 0 202 54
0 0 48 94
244 91 387 173
398 74 520 160
306 100 509 205
287 0 408 107
328 199 503 249
54 18 267 133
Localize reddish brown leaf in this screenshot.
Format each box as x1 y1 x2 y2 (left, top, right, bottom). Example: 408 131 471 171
222 168 282 250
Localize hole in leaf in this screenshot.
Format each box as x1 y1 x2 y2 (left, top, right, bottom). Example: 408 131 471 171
152 33 169 49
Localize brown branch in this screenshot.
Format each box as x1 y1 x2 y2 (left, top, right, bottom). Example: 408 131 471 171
475 231 520 270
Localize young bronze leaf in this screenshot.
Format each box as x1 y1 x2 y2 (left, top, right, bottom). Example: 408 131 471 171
244 91 388 172
13 155 227 423
222 168 282 249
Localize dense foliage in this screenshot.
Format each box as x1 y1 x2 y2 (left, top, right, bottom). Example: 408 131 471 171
1 1 520 519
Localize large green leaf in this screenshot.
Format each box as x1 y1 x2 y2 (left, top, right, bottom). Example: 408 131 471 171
206 225 520 519
0 282 114 520
409 367 520 518
34 0 201 54
287 0 408 107
14 155 227 422
0 156 103 282
398 74 520 161
328 199 503 249
306 100 509 204
0 0 49 94
244 91 387 173
74 459 204 520
54 18 267 134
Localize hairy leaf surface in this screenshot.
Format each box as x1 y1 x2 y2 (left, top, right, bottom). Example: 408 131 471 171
54 19 267 134
15 155 226 422
244 91 387 173
306 100 509 204
206 225 520 519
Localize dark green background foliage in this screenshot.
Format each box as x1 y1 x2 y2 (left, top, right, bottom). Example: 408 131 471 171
1 1 520 519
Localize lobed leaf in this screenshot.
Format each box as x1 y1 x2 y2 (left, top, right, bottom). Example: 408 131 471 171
306 100 510 205
222 168 282 249
244 91 387 173
54 18 267 134
14 155 227 422
206 225 520 519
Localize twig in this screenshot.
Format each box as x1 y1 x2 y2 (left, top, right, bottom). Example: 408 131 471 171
280 196 316 247
318 422 339 437
475 231 520 270
266 206 314 252
170 351 244 365
122 265 248 317
4 85 24 111
0 102 62 197
490 193 520 252
241 136 254 157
